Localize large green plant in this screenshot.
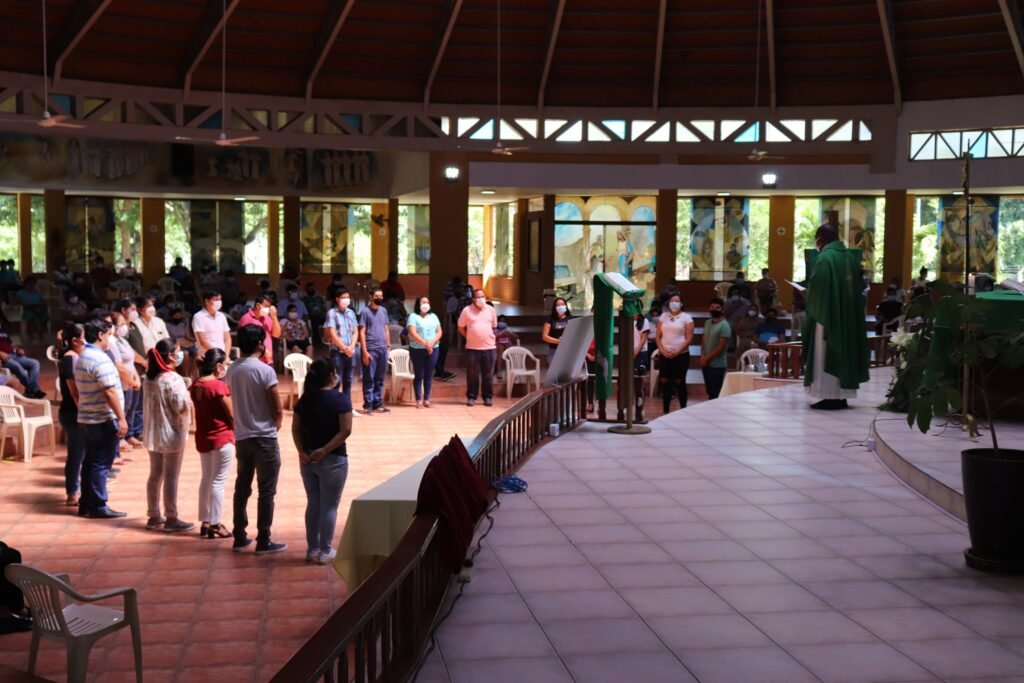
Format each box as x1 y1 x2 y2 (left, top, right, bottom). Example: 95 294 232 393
895 285 1024 454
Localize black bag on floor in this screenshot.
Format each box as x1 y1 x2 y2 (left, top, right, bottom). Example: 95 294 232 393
0 540 32 633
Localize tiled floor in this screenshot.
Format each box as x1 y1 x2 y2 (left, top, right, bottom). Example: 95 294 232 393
425 370 1024 683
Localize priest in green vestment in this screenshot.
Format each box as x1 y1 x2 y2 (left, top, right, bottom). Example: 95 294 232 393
802 224 870 409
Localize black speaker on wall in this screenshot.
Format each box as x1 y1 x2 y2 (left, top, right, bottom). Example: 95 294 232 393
170 144 195 184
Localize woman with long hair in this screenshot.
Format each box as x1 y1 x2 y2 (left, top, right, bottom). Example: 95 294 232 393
406 295 442 408
191 348 234 539
291 358 352 564
58 322 86 506
655 293 695 414
142 337 193 532
541 297 574 364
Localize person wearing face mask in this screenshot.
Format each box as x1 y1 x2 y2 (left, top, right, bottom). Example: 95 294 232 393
281 304 312 356
656 294 695 413
164 307 197 376
803 224 869 410
75 319 129 519
110 312 143 454
755 268 778 314
457 288 498 407
323 287 359 401
193 290 233 358
63 290 89 323
727 271 753 301
734 305 762 355
58 323 87 506
541 298 575 365
756 309 787 347
278 285 308 320
240 293 281 366
126 296 168 446
406 296 443 408
192 349 235 539
700 298 732 400
357 288 392 415
142 338 193 532
303 283 327 343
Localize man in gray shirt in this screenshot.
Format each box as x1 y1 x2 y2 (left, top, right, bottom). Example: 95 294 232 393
227 324 286 554
358 287 392 415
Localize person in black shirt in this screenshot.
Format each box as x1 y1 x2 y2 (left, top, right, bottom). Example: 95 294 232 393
291 359 352 565
541 297 574 364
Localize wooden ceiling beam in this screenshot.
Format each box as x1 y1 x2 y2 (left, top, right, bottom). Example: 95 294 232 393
996 0 1024 83
875 0 903 110
181 0 243 94
765 0 777 112
305 0 357 101
422 0 465 108
652 0 667 109
537 0 567 108
51 0 114 83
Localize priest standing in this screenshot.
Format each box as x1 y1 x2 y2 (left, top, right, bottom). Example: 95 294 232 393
803 224 870 409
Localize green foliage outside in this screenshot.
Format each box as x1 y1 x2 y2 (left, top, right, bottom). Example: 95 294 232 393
468 206 484 275
747 199 769 277
0 195 19 263
675 199 690 279
997 198 1024 281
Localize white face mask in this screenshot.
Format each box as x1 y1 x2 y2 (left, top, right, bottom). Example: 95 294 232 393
669 301 682 312
748 310 757 317
212 299 223 311
339 298 350 309
116 324 128 338
261 306 271 316
287 312 297 320
474 297 485 308
69 296 79 304
420 303 430 314
128 310 139 322
144 306 155 318
556 305 567 315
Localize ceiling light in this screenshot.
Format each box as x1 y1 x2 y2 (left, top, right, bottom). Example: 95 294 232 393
717 191 730 197
761 172 777 189
444 164 461 183
952 190 964 196
481 189 496 195
233 197 246 202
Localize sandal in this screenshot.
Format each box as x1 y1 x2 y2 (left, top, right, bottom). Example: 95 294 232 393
206 523 231 539
200 522 210 537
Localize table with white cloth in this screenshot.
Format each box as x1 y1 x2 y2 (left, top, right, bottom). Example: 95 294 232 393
333 453 434 589
719 370 769 397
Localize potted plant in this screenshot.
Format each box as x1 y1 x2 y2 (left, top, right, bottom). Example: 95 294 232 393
894 285 1024 573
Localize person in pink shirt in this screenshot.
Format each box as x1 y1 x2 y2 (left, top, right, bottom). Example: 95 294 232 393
457 289 498 406
238 293 281 365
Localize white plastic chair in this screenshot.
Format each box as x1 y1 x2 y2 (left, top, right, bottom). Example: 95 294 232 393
157 276 179 294
0 385 55 462
5 563 142 683
714 282 732 300
387 348 414 404
388 322 406 348
738 348 769 372
503 346 541 399
649 349 661 397
2 304 23 341
283 353 312 409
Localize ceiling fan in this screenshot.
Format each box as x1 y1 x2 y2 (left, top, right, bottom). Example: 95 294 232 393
746 0 784 163
748 148 784 161
489 0 528 156
211 0 259 147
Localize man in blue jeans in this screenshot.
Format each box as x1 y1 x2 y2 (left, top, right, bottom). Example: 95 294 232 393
227 324 287 555
75 319 129 518
358 287 391 415
0 320 44 399
323 287 359 400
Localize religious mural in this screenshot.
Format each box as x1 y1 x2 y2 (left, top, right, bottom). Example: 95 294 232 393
300 202 350 274
65 196 116 271
938 195 998 283
689 197 749 281
402 205 431 275
821 196 877 281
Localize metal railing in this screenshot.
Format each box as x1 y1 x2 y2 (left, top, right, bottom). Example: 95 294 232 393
271 377 588 683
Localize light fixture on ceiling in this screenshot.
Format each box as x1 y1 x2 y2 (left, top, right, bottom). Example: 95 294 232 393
717 191 731 197
952 190 965 196
481 189 496 195
233 197 246 201
761 172 777 189
444 164 461 182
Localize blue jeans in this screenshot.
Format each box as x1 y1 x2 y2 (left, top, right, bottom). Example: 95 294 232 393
465 348 496 401
233 437 281 545
300 454 348 554
361 346 388 410
4 355 39 393
123 387 141 440
60 412 86 496
330 350 355 399
409 347 437 401
79 420 119 512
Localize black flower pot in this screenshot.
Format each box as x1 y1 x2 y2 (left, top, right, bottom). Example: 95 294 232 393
962 448 1024 574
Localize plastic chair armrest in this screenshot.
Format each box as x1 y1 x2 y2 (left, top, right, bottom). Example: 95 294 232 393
78 586 137 605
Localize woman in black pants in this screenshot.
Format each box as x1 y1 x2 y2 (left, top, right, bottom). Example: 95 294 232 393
655 293 695 413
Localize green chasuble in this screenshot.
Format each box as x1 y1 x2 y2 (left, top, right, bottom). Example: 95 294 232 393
802 241 870 389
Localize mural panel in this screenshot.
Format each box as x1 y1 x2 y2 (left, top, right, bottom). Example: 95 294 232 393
938 195 998 283
690 197 749 281
821 196 877 280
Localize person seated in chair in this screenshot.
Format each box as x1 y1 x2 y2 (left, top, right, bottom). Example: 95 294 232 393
15 277 49 341
0 319 44 398
733 304 761 355
755 309 787 348
281 304 312 356
875 288 905 334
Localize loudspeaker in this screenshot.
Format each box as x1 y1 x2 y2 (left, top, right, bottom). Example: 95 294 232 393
170 144 195 183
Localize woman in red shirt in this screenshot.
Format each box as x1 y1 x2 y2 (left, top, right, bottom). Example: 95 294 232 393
191 348 235 539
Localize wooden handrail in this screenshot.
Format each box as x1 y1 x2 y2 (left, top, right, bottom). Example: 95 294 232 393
272 378 587 683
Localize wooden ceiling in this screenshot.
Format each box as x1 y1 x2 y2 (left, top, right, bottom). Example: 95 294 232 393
2 0 1023 109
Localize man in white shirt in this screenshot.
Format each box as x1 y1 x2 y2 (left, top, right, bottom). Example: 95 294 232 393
193 289 233 359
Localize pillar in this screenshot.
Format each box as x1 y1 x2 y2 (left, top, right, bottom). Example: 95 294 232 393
387 197 399 276
282 195 300 273
481 204 494 292
16 194 32 275
768 195 796 309
428 152 469 305
140 198 165 285
370 201 390 280
882 189 914 289
43 189 65 274
267 200 280 283
655 189 677 294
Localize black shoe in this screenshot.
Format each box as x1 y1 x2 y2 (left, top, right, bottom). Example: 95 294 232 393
27 389 46 400
467 398 476 406
376 406 391 413
232 537 253 552
84 507 127 519
810 399 847 410
483 398 493 407
254 541 287 555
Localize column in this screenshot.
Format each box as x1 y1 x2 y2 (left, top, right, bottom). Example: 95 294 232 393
388 197 399 276
16 194 32 275
882 189 914 289
428 152 468 305
140 198 165 286
370 201 390 280
481 204 493 292
768 195 795 309
655 189 677 294
282 195 300 273
267 200 280 284
43 189 65 274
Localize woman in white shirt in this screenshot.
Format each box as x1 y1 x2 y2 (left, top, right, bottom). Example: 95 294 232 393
655 293 695 413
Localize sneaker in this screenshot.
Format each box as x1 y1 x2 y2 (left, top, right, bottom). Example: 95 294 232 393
162 519 195 533
145 516 166 530
466 398 476 406
415 400 422 409
232 537 253 552
483 398 493 407
255 541 287 555
443 371 457 381
363 407 374 416
316 549 337 565
376 406 391 413
423 400 431 408
306 549 320 563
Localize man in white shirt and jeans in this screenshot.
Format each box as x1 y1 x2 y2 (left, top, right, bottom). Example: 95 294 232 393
193 289 233 359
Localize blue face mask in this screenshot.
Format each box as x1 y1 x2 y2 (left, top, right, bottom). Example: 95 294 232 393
174 351 184 365
497 322 508 330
